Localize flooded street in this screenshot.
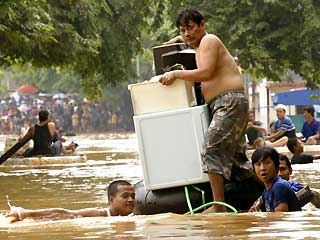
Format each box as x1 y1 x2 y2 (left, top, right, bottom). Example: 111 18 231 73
0 132 320 239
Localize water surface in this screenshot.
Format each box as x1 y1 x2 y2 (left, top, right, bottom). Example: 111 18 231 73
0 132 320 239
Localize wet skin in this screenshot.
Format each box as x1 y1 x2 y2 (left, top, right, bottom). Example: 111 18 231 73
109 185 135 216
278 160 292 181
253 156 278 189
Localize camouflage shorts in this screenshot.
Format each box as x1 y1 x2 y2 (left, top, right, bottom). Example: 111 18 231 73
202 91 254 181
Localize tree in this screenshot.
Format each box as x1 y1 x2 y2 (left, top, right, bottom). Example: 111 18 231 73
2 0 318 98
0 64 82 95
156 0 320 88
0 0 168 98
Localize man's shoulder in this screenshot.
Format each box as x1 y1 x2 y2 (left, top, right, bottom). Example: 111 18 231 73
201 34 221 45
263 178 290 196
283 116 293 122
205 33 219 39
312 118 320 125
292 153 313 164
272 177 292 190
274 119 280 125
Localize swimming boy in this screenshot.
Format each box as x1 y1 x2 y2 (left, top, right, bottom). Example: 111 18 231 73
6 180 135 222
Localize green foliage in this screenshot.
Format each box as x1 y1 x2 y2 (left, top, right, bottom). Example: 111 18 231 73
0 0 166 99
1 0 320 100
156 0 320 87
0 64 82 95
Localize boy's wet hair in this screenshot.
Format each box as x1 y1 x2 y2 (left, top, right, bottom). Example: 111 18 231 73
251 146 280 170
287 139 297 153
107 180 131 198
176 8 204 28
279 154 292 171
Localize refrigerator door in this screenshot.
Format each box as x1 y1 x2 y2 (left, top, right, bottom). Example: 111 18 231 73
134 105 209 190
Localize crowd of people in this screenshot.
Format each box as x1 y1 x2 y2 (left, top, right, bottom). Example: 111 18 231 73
0 93 130 136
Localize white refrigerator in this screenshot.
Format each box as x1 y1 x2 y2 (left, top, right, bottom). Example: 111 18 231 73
134 105 210 190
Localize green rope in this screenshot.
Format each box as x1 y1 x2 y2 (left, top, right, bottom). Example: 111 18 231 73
184 185 238 215
191 185 206 206
184 201 238 215
184 186 194 214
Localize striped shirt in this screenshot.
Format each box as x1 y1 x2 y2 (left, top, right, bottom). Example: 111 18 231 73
274 116 296 140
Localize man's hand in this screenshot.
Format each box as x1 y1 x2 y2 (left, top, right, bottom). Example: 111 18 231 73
247 122 254 129
5 206 26 223
163 36 184 45
159 71 177 85
248 196 264 212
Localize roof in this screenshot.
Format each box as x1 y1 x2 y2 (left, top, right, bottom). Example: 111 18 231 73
272 89 320 106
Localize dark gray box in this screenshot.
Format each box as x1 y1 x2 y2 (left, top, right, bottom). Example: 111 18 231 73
152 43 188 75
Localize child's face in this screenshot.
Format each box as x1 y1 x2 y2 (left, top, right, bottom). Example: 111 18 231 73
254 156 277 188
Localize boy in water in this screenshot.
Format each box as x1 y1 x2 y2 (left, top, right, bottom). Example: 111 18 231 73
6 180 135 222
278 155 304 191
251 146 301 212
287 138 320 164
278 154 320 208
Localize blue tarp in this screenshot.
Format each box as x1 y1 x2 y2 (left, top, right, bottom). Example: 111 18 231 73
272 89 320 106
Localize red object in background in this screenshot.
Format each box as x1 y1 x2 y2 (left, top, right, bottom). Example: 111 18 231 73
16 84 39 95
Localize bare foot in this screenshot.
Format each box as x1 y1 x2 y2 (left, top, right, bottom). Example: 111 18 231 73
202 205 227 214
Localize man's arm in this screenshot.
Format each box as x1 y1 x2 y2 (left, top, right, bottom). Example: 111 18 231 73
265 129 285 141
19 126 34 142
6 207 107 222
313 154 320 160
69 208 107 217
296 133 304 140
274 203 289 212
248 196 265 212
163 35 184 45
48 122 56 138
250 198 289 212
305 132 320 144
247 122 266 133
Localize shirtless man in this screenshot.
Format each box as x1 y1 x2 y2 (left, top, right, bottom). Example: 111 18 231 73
6 180 135 222
159 8 253 212
23 110 76 157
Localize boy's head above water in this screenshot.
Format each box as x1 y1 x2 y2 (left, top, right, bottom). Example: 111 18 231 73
251 146 280 187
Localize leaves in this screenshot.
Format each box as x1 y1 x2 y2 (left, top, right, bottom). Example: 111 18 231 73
154 0 320 86
0 0 161 98
1 0 320 98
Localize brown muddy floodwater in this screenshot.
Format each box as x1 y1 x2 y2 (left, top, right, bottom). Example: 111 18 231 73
0 132 320 239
